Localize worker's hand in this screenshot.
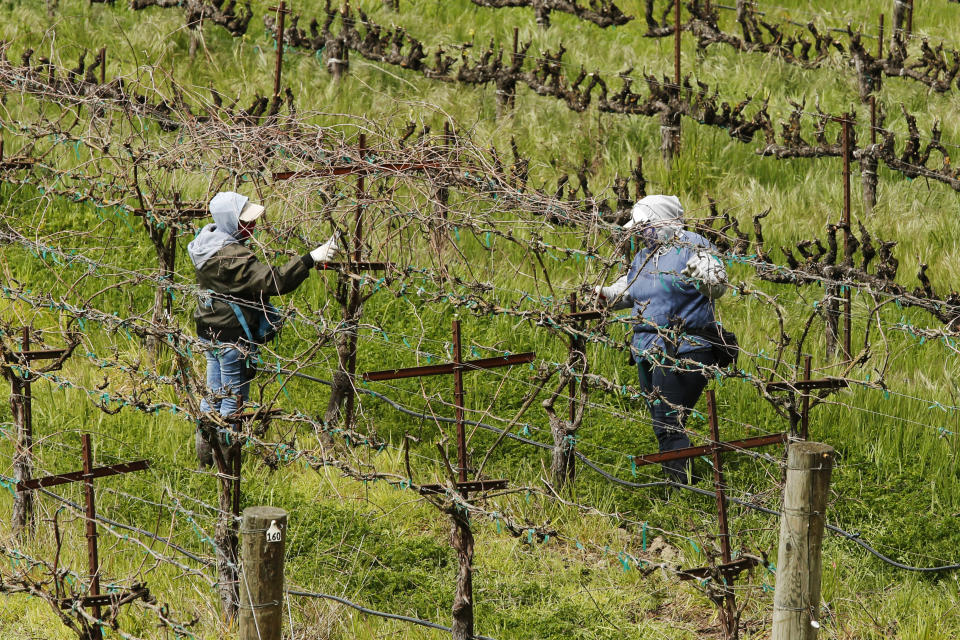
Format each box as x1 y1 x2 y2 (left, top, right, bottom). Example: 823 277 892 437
594 277 631 309
310 235 339 264
594 285 609 305
681 251 727 299
594 284 616 305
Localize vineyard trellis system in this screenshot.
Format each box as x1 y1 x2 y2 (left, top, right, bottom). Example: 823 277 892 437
262 1 960 197
3 28 960 640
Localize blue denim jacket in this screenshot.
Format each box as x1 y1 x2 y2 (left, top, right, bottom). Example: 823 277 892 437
626 230 718 358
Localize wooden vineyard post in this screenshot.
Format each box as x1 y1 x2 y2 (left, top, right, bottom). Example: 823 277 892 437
16 435 150 638
772 442 834 640
239 506 287 640
362 319 534 639
194 409 279 619
2 330 70 538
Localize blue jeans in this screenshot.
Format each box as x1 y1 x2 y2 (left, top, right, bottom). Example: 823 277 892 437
199 341 254 418
637 348 716 481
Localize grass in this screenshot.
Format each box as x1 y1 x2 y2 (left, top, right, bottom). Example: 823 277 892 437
3 0 960 638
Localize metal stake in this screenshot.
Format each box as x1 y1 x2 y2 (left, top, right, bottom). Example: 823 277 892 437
878 13 885 59
842 116 852 359
272 1 288 97
673 0 682 151
568 294 578 424
81 434 103 640
14 328 34 535
452 319 467 485
800 355 812 440
98 47 106 85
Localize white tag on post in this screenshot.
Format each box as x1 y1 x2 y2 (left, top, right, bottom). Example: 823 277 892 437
265 520 282 543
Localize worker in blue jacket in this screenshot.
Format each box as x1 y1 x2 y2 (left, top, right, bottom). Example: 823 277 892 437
597 195 728 484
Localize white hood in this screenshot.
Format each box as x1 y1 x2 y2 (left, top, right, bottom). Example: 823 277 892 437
187 192 248 269
623 195 684 230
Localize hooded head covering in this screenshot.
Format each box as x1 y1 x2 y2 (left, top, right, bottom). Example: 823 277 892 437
624 195 684 249
623 195 684 230
187 192 254 268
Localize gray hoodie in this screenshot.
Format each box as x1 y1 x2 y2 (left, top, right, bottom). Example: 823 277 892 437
187 192 247 269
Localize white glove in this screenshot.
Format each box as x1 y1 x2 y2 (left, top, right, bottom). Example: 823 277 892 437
681 250 727 299
310 235 339 263
594 276 632 310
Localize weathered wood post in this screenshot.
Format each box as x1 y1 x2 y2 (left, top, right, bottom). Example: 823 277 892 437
772 442 834 640
239 506 288 640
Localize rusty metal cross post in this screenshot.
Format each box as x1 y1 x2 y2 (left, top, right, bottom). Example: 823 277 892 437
362 318 535 493
0 132 36 169
633 390 769 639
17 434 150 639
765 365 848 440
362 318 534 640
272 135 465 431
3 330 69 537
706 390 737 638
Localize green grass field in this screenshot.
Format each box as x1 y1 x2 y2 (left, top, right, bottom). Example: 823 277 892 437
2 0 960 638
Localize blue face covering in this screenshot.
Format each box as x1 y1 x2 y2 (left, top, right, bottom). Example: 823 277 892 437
640 225 660 250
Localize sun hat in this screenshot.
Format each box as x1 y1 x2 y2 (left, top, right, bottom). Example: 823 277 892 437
209 191 265 224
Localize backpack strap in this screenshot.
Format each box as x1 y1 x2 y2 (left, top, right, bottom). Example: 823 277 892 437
228 302 256 344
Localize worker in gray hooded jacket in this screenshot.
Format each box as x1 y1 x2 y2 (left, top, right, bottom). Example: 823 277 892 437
597 195 728 484
188 191 338 465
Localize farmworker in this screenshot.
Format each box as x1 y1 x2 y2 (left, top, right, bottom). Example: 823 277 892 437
188 191 339 466
596 195 732 484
